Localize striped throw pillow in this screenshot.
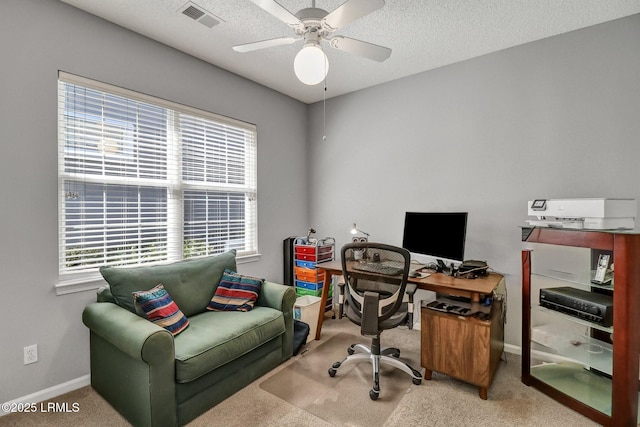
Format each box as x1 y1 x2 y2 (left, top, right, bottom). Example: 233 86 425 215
133 284 189 335
207 269 263 312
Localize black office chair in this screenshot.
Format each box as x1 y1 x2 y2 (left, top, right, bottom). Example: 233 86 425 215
328 242 422 400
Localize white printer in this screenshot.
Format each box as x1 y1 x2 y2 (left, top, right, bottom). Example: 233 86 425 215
527 198 637 230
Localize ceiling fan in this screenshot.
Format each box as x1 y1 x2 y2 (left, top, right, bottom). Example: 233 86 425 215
233 0 392 85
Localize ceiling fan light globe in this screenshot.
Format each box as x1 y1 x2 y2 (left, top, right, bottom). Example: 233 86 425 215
294 45 329 85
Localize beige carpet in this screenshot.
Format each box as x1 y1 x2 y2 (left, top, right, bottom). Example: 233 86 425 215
1 315 601 427
259 331 421 426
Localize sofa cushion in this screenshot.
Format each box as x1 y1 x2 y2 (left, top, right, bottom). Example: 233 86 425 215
207 269 263 312
132 284 190 336
100 251 237 317
173 307 285 383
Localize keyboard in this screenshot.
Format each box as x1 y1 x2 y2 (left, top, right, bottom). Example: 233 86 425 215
353 262 404 276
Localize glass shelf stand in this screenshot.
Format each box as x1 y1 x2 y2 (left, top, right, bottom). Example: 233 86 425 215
521 227 640 426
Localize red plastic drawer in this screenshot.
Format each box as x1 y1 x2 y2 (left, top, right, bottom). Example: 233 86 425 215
295 253 316 261
295 244 333 256
295 246 317 255
317 251 333 261
317 245 333 255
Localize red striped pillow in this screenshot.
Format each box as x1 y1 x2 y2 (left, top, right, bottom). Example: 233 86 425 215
133 284 189 335
207 269 263 312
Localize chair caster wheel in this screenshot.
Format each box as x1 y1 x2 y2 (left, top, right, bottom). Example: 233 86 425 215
391 350 400 358
412 378 422 385
369 388 379 400
328 368 337 377
332 361 341 369
347 346 355 355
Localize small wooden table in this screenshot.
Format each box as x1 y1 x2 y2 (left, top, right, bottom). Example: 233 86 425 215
315 259 505 399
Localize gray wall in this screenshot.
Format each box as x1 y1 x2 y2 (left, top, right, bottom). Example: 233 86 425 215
307 14 640 347
2 0 639 405
0 0 307 403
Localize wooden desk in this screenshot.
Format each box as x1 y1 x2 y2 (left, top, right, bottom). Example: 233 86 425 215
315 259 505 399
315 259 503 339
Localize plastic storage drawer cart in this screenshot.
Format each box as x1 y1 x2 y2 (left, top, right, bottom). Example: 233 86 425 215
293 237 335 310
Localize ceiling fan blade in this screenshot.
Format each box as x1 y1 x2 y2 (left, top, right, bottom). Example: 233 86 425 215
250 0 303 28
323 0 385 30
233 37 300 53
329 36 391 62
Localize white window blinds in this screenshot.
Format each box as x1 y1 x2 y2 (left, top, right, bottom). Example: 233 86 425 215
58 72 257 274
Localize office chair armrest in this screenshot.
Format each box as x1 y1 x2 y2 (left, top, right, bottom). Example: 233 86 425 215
337 281 346 319
406 283 417 330
406 283 417 296
361 291 380 337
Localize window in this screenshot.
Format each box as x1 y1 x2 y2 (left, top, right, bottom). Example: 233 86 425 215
58 72 257 276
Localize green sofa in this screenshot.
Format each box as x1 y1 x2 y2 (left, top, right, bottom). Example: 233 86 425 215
82 250 296 426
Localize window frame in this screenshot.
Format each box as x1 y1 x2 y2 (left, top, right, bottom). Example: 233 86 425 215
56 72 259 294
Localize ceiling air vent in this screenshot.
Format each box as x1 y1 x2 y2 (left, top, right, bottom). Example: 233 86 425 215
179 2 222 28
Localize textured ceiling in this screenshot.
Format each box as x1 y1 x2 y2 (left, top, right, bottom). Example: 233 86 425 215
60 0 640 104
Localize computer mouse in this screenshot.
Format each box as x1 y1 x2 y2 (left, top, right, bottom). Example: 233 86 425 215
409 271 419 278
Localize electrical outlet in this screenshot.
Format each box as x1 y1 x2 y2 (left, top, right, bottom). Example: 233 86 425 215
24 344 38 365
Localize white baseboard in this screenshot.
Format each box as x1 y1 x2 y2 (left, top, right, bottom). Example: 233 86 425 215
1 375 90 417
504 343 521 355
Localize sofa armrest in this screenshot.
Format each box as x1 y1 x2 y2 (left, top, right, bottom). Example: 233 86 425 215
83 302 176 427
256 281 296 360
83 302 174 362
257 281 295 312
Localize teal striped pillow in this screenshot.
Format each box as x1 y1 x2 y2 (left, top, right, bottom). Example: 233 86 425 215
207 269 263 312
133 284 189 335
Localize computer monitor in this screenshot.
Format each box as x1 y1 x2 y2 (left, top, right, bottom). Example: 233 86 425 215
401 212 468 265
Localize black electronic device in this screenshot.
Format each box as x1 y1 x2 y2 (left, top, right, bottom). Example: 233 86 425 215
402 212 468 265
426 300 473 316
539 287 613 327
457 260 488 278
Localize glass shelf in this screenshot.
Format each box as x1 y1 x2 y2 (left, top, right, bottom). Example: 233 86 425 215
530 360 640 423
530 324 612 376
531 362 612 416
530 272 613 292
532 305 613 334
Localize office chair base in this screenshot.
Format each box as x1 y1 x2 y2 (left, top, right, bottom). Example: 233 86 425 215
348 343 400 358
328 352 422 400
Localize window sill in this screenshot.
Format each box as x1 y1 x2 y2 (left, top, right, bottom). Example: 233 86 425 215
54 253 262 296
54 273 107 296
237 253 261 264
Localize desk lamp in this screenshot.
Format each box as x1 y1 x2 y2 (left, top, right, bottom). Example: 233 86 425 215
306 228 316 242
350 223 369 242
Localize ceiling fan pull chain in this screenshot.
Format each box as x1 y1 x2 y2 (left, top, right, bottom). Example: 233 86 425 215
323 75 327 141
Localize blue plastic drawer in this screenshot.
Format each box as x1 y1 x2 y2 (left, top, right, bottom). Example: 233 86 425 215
295 260 316 269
